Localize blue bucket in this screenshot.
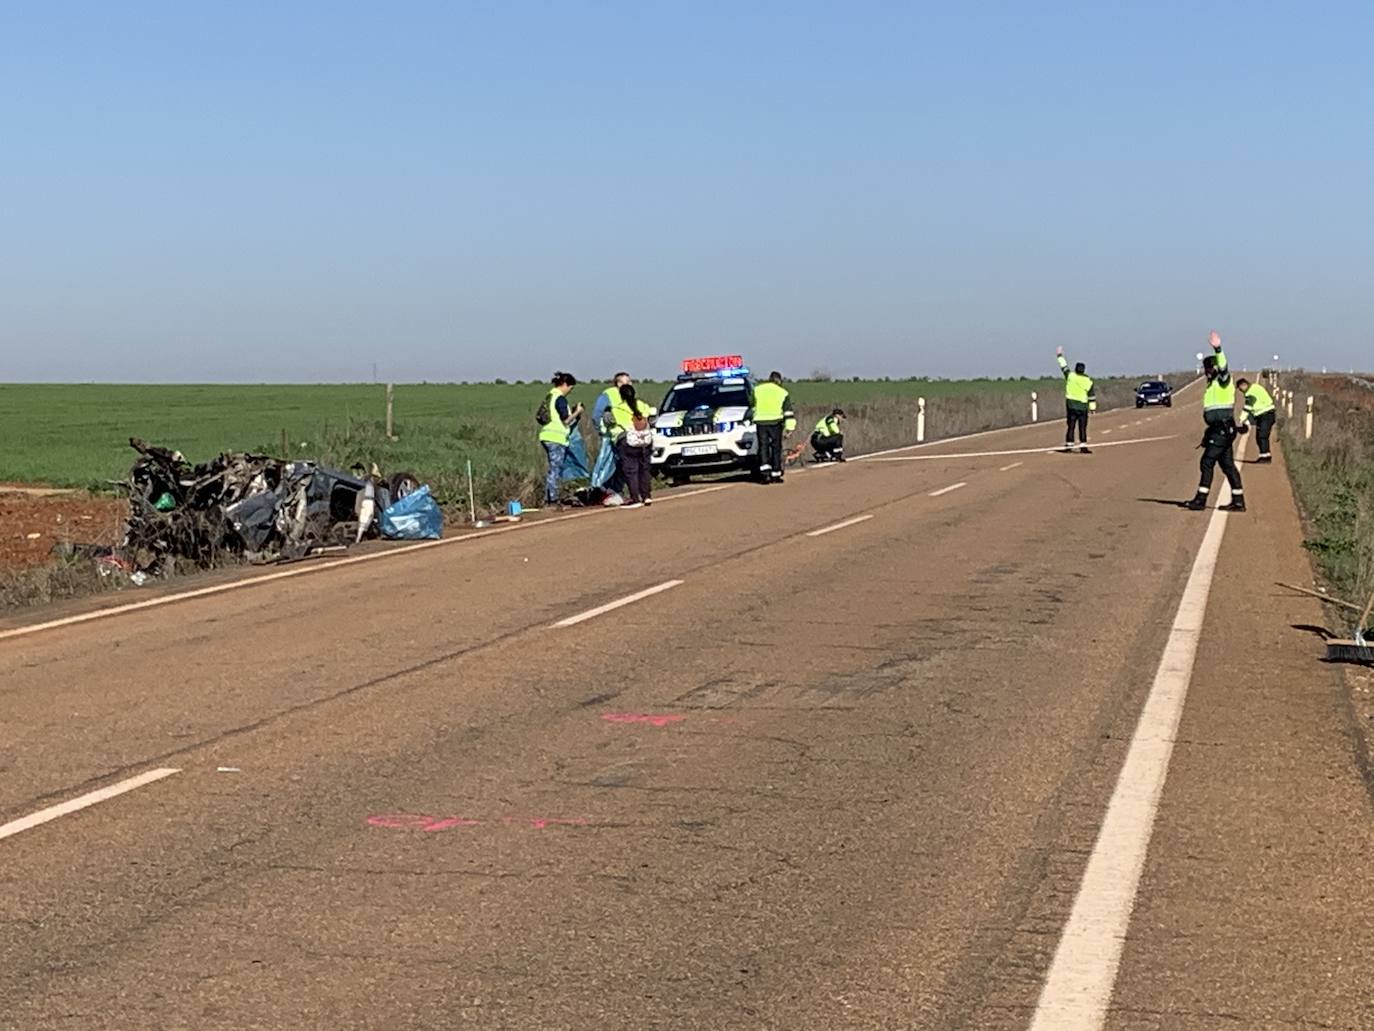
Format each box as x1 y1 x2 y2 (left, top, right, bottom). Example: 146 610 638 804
507 500 523 517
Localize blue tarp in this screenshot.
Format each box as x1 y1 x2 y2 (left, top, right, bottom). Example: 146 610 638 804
590 431 617 488
380 484 444 540
561 428 592 481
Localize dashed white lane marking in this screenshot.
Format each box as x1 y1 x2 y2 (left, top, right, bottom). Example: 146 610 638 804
1101 429 1113 435
870 435 1176 463
1029 436 1247 1028
0 768 182 842
0 484 731 645
928 482 966 497
552 580 683 628
999 461 1024 472
805 514 874 537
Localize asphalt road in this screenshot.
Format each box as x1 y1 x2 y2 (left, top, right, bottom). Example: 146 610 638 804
3 397 1372 1030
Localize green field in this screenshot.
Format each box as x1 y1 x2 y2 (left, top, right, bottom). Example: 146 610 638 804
0 375 1156 510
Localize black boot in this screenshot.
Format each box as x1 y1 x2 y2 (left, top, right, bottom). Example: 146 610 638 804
1220 496 1246 512
1079 446 1092 454
1184 493 1208 511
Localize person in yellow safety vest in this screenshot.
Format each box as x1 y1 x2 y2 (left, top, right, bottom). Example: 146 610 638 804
1056 346 1097 454
811 408 846 462
1235 376 1276 464
752 371 796 483
592 372 633 492
1185 330 1245 512
536 371 583 506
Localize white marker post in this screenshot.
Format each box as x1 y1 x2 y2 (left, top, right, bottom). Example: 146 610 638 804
1287 391 1294 419
917 397 926 443
1305 395 1314 440
1031 391 1039 422
385 383 396 440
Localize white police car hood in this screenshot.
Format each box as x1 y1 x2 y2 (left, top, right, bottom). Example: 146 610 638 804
654 405 749 429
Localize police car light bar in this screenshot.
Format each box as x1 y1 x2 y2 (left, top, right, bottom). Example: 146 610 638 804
682 355 745 374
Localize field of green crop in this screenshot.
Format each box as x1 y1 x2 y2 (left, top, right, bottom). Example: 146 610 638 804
0 375 1163 510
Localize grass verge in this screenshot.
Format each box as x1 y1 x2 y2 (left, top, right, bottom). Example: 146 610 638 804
1278 373 1374 634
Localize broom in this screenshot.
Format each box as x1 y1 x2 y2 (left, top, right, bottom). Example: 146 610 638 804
1276 582 1374 664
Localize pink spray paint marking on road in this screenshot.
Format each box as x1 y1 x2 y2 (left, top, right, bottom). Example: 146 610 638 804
367 814 590 832
601 713 686 727
367 814 479 832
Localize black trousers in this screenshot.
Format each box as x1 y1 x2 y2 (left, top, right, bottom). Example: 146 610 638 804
1065 405 1089 443
811 431 843 457
1199 429 1243 493
1253 410 1275 456
619 444 653 503
757 422 784 476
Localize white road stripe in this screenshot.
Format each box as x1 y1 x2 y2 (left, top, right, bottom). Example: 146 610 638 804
928 482 966 496
998 461 1024 472
1101 429 1113 435
1029 438 1247 1028
0 484 731 645
870 435 1176 463
552 580 683 628
0 768 181 842
805 514 874 537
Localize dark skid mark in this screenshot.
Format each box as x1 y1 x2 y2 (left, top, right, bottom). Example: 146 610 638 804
579 690 622 707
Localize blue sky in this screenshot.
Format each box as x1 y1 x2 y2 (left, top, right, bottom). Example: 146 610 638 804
2 2 1370 382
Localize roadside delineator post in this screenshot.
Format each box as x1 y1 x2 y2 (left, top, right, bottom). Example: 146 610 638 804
385 383 396 440
1305 395 1314 440
1287 391 1294 419
1031 391 1039 423
917 397 926 442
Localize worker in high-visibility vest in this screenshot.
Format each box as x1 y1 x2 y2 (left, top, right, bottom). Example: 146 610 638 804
536 371 584 506
811 408 846 462
1185 331 1245 512
591 372 633 491
1235 376 1276 464
1056 347 1097 453
752 371 796 483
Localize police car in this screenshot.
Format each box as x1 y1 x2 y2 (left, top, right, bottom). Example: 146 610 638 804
651 355 759 484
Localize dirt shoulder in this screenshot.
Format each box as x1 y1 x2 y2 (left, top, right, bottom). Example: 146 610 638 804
0 490 127 571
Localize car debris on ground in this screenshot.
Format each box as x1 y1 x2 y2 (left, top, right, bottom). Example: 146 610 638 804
86 438 443 579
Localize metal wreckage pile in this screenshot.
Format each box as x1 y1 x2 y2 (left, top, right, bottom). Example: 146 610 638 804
110 437 442 577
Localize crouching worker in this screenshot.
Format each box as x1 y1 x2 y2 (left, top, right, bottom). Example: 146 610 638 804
1236 377 1276 463
1185 331 1245 512
811 409 846 462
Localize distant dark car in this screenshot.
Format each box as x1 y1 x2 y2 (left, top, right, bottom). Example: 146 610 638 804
1135 380 1172 408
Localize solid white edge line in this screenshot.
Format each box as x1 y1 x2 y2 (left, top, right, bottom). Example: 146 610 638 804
805 514 874 538
0 484 733 644
0 767 182 842
870 435 1176 463
551 579 683 628
1029 437 1247 1028
928 482 966 496
998 461 1024 472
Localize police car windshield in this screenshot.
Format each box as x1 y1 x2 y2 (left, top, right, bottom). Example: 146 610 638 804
662 379 751 413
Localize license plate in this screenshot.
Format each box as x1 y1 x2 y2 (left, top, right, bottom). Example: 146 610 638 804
682 444 719 457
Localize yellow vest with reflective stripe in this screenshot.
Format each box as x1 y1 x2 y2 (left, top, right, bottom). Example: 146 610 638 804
753 381 788 422
814 415 840 437
1064 373 1093 405
1203 351 1235 415
539 388 571 445
1244 383 1275 417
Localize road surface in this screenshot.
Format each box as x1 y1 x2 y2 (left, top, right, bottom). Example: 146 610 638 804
3 396 1372 1029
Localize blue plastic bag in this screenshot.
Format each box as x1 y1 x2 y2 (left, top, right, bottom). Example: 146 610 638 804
380 484 444 540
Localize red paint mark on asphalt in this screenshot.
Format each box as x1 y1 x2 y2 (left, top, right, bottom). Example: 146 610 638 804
601 713 686 727
367 814 590 832
423 817 482 832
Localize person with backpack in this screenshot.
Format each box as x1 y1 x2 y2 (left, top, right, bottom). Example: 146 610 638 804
614 383 656 508
536 372 583 507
